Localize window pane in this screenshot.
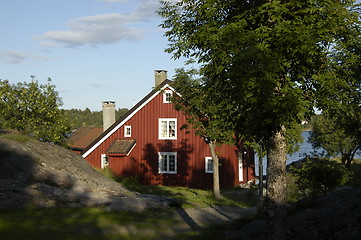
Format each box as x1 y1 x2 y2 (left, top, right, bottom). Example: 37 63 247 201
161 154 168 171
168 121 175 137
166 92 171 102
125 126 131 136
208 159 213 172
161 121 167 138
169 155 175 171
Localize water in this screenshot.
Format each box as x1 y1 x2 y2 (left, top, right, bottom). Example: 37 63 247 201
287 131 318 164
255 131 361 176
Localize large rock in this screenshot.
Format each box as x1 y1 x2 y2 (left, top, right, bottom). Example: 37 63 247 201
229 186 361 240
0 136 170 210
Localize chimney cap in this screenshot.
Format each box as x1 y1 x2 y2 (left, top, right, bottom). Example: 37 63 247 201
155 69 167 73
102 101 116 104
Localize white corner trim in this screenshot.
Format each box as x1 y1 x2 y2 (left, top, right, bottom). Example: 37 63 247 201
127 142 136 156
82 84 172 158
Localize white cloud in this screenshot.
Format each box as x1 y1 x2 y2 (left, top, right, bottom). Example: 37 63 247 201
37 1 160 48
0 50 51 64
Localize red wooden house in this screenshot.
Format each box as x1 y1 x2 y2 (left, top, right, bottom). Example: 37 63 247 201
82 70 255 189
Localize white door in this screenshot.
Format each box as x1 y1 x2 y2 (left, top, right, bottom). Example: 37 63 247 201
238 154 243 182
101 154 108 169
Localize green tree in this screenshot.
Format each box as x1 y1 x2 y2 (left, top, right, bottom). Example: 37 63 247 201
310 114 360 167
158 1 361 239
64 107 128 130
0 77 71 144
291 158 353 197
171 68 235 199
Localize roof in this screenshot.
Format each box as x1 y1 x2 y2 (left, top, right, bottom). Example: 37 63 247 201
66 127 103 150
106 139 136 156
81 79 174 158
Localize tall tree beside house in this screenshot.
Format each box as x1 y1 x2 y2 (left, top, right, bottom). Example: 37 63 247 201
158 1 361 239
171 67 235 199
0 77 71 144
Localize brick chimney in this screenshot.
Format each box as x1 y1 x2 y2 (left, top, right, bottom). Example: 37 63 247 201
154 70 167 87
102 101 115 132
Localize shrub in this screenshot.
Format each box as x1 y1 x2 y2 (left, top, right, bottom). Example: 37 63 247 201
290 157 353 197
286 173 301 202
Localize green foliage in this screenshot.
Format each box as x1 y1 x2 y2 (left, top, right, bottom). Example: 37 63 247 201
158 0 361 145
310 113 360 166
286 173 301 203
171 68 235 145
64 107 128 129
0 77 71 144
290 158 353 197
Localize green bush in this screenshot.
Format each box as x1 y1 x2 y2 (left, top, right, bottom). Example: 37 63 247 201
286 173 301 202
290 158 353 197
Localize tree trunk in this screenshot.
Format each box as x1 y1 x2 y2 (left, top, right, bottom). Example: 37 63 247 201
209 141 221 200
342 149 357 168
266 125 287 240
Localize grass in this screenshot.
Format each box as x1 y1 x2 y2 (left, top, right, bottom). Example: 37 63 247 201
0 132 30 143
97 167 258 208
0 207 183 240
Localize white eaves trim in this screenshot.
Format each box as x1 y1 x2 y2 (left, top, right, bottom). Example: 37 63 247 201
82 83 174 158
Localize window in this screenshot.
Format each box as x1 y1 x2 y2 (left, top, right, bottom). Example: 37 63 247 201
101 154 108 169
159 118 177 139
159 152 177 174
124 126 131 137
163 90 173 103
205 157 213 173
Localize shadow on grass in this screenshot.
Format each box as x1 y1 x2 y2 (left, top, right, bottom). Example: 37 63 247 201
0 207 182 240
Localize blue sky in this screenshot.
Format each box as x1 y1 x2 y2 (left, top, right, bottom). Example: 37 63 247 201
0 0 184 111
2 1 360 111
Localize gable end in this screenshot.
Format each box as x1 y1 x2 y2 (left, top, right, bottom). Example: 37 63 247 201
81 80 174 158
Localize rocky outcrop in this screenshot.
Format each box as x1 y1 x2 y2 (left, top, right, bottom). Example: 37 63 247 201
228 186 361 240
0 136 170 210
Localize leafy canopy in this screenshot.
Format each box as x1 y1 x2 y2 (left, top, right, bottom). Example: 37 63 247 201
171 67 235 145
0 77 71 144
159 0 361 147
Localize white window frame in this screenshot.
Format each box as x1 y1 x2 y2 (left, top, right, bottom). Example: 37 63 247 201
158 152 177 174
124 125 132 137
159 118 177 140
205 157 213 173
101 154 108 169
163 90 173 103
